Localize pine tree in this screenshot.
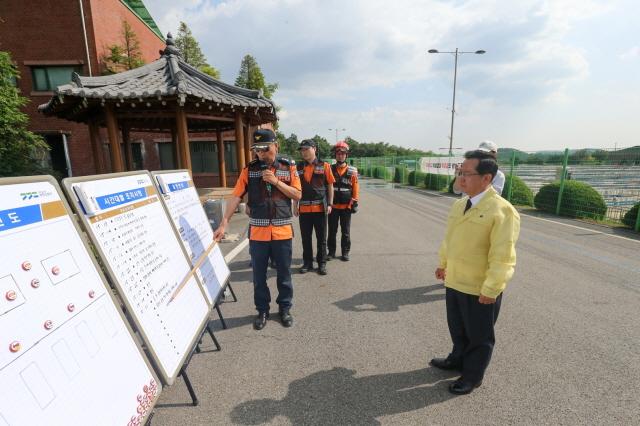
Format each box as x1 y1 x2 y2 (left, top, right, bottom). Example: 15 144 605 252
175 22 206 67
102 21 145 74
121 21 145 70
0 51 50 177
235 54 278 99
175 22 221 79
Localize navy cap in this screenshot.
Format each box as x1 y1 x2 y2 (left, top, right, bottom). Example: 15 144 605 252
252 129 277 149
298 139 316 150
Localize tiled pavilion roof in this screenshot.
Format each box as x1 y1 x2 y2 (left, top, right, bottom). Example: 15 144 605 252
39 33 277 129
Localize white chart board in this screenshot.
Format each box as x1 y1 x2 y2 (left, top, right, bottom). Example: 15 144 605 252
64 172 209 384
0 176 160 426
153 171 230 304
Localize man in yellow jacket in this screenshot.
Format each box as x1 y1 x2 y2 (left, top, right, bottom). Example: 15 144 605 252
431 149 520 395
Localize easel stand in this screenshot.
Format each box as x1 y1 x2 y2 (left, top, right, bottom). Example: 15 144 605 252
225 281 238 302
195 318 221 353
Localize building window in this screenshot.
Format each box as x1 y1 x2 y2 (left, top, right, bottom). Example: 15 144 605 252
158 141 239 173
225 141 238 172
31 66 82 91
158 143 175 170
190 141 218 173
38 134 70 178
132 143 143 170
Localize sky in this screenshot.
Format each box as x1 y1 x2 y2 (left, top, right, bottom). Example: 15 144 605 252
144 0 640 152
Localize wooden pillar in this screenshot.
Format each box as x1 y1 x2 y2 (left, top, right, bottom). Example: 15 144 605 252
234 111 246 171
122 126 133 171
170 126 180 169
216 130 227 188
175 107 192 171
244 123 252 165
88 119 105 174
104 105 124 172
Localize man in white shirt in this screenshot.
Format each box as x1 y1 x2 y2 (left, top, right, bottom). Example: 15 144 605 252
453 141 505 195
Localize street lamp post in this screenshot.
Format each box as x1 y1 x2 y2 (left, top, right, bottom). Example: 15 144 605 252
428 48 486 156
328 128 346 144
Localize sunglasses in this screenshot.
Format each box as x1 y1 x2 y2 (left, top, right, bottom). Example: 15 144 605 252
253 147 270 153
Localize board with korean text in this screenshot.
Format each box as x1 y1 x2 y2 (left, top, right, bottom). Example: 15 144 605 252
64 172 209 384
0 176 160 426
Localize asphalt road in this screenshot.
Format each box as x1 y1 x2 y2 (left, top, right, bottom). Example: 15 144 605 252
153 179 640 425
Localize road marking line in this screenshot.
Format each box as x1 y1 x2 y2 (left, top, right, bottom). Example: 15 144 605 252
367 182 640 244
402 186 640 244
519 213 640 244
224 238 249 263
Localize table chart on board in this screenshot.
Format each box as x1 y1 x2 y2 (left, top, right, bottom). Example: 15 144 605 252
66 173 209 383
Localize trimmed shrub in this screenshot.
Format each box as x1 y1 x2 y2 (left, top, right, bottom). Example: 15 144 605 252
408 171 426 186
425 173 449 191
503 175 534 206
394 167 409 184
372 166 392 180
365 167 373 177
534 180 607 219
622 202 639 229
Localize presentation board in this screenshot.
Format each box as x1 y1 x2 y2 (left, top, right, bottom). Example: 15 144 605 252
0 176 160 426
63 172 209 385
152 171 230 304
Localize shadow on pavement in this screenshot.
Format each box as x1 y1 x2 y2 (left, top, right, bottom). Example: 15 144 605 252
228 258 306 283
214 314 257 330
230 366 457 425
333 284 445 312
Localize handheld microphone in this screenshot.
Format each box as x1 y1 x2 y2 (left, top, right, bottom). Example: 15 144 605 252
260 162 272 195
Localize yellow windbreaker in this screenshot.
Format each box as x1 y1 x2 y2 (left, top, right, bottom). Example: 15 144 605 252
438 186 520 299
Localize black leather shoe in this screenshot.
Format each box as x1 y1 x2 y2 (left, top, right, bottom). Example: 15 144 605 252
429 357 462 371
327 253 335 261
448 378 482 395
341 253 350 261
299 264 313 274
279 310 293 327
253 312 269 330
317 264 327 275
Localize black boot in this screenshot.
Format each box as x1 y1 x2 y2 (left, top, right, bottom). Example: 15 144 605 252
254 312 269 330
317 264 327 275
299 263 313 274
279 309 293 327
327 252 336 261
341 253 350 261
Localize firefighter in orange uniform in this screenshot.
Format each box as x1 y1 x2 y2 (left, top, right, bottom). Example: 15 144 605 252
327 141 359 261
214 129 302 330
294 139 335 275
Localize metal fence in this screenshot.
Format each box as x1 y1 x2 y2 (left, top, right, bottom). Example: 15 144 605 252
350 148 640 232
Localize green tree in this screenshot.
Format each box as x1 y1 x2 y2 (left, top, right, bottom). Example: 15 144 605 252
102 21 145 74
0 51 50 177
175 22 221 79
276 132 299 158
199 64 220 79
235 54 278 99
311 135 332 159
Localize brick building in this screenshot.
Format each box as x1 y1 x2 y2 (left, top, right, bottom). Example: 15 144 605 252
1 0 269 187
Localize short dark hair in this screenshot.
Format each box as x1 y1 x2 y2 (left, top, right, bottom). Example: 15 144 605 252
464 150 498 179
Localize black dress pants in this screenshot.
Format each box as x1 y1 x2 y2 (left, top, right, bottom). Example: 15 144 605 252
299 212 327 266
445 287 502 383
327 208 351 255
